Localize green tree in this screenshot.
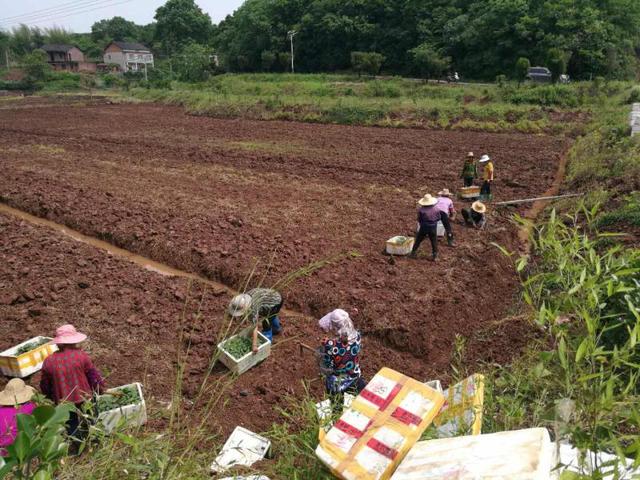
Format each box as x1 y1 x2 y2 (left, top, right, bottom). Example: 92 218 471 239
515 57 530 86
154 0 213 55
261 50 276 71
22 49 50 84
91 16 140 43
546 48 566 82
171 42 211 82
409 42 450 80
9 25 44 56
350 51 385 76
43 27 73 45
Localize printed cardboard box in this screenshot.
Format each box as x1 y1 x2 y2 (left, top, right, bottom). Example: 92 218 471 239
316 367 444 480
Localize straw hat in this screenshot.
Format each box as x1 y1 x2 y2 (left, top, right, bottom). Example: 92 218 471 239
479 154 491 163
53 324 87 345
472 201 487 214
438 188 452 197
0 379 36 406
228 293 252 318
418 194 438 207
467 152 474 158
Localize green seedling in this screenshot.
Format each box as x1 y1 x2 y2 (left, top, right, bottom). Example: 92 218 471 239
14 338 50 355
223 336 253 360
97 386 141 412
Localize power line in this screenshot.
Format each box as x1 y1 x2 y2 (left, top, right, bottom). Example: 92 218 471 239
0 0 110 24
0 0 124 27
0 0 134 28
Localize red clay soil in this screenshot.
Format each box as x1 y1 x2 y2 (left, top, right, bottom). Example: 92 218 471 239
0 100 570 434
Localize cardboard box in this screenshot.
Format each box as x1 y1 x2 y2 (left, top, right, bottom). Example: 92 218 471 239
316 367 445 480
432 374 484 438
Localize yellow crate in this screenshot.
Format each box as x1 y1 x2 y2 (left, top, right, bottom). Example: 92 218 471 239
0 337 58 378
316 367 444 480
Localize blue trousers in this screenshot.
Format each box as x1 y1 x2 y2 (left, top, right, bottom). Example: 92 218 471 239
262 316 281 341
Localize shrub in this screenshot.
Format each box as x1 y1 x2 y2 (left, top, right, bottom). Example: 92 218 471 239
625 87 640 104
350 51 385 77
515 57 530 85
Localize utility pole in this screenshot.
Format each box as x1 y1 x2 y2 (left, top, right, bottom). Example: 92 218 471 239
287 30 297 73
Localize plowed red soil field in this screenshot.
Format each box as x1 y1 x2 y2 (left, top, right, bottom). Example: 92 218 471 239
0 98 569 435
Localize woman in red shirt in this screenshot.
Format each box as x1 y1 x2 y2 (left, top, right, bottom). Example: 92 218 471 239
40 324 104 452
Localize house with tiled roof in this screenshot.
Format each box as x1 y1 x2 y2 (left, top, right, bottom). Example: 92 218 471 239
103 41 154 73
40 44 96 72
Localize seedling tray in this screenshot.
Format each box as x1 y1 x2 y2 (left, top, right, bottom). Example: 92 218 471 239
96 382 147 433
0 336 58 378
218 326 271 375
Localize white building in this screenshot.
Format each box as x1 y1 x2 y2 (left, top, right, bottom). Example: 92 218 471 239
103 41 154 73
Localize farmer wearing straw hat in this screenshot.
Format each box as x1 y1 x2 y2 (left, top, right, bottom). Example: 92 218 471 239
40 324 104 450
318 309 365 416
479 154 494 200
409 193 446 261
462 201 487 229
228 288 283 353
0 379 36 456
460 152 478 187
436 188 456 247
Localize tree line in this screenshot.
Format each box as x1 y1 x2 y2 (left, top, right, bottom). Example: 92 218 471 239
2 0 640 80
214 0 640 80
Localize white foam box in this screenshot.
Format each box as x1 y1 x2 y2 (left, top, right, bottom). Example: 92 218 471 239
211 426 271 473
459 186 481 199
0 336 58 378
96 382 147 433
386 236 414 256
219 476 270 480
217 326 271 375
556 442 640 480
391 427 553 480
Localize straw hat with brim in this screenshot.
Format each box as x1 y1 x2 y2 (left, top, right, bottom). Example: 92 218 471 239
472 201 487 214
53 324 87 345
467 152 474 158
418 194 438 207
228 293 252 318
438 188 452 197
479 155 491 163
0 379 36 406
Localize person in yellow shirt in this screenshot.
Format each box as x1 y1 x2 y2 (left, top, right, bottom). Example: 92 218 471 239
479 154 494 200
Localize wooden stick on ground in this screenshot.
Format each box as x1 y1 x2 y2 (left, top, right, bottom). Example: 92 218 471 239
299 342 316 356
493 192 583 206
